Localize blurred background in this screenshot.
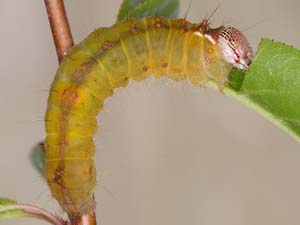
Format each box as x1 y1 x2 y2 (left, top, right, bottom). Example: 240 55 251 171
1 0 300 225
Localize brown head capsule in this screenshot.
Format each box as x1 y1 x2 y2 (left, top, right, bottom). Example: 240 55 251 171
217 27 253 70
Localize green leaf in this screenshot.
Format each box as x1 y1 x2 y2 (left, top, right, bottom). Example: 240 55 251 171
0 198 29 220
227 68 246 91
117 0 179 21
222 38 300 139
30 142 45 177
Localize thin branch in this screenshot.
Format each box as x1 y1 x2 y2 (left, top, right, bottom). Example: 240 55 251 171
44 0 74 63
70 212 97 225
6 204 67 225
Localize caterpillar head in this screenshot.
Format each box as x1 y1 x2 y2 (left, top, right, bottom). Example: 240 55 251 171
214 27 253 70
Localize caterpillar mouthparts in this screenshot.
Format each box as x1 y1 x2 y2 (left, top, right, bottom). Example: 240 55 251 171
216 26 253 70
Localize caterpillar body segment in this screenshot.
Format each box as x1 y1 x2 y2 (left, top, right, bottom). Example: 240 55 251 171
45 16 253 218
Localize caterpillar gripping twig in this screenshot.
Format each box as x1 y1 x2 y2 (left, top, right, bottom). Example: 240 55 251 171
44 16 252 219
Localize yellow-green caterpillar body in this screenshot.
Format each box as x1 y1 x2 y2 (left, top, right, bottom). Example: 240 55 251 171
44 16 252 218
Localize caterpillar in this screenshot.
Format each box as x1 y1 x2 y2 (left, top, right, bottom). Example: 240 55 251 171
44 16 252 219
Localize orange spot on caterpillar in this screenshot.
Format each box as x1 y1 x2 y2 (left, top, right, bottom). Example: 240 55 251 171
60 86 78 110
89 165 94 176
155 17 162 28
102 41 114 50
130 24 139 35
54 164 64 185
121 77 129 87
72 62 94 83
178 19 189 33
142 65 148 72
196 19 210 33
207 47 214 54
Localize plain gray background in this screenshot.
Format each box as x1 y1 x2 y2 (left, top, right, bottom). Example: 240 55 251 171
1 0 300 225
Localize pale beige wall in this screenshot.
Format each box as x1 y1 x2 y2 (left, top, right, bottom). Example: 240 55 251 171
1 0 300 225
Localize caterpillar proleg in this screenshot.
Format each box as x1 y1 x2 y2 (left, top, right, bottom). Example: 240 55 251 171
44 16 252 218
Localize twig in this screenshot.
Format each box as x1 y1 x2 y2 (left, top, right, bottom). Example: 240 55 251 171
44 0 74 63
70 212 97 225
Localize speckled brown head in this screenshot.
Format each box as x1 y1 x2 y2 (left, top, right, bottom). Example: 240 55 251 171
206 26 253 70
218 27 253 70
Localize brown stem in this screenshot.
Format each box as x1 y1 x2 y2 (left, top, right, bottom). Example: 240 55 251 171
43 1 97 225
71 212 97 225
44 0 74 63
